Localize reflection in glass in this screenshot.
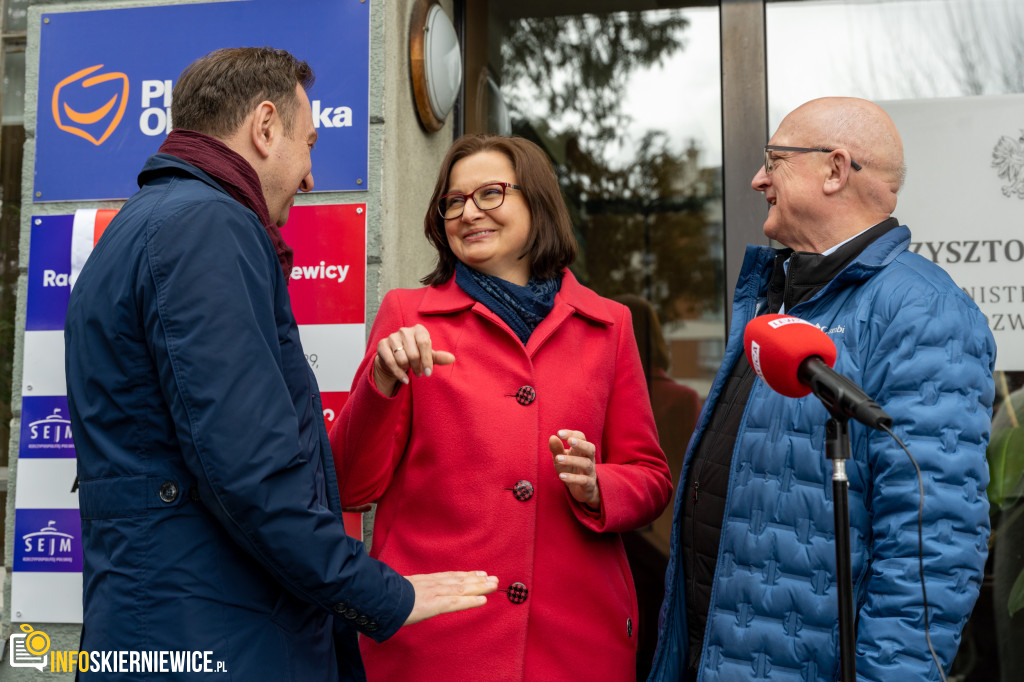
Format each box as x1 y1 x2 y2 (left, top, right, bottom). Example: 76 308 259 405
493 6 725 397
474 5 724 679
485 75 511 136
615 293 702 553
2 47 25 125
3 0 28 34
767 0 1024 127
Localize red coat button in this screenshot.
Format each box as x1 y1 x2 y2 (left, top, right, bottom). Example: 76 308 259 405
512 480 534 501
506 582 528 604
514 386 536 405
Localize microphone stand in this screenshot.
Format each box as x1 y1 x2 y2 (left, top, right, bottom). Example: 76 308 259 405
799 356 890 680
825 414 856 682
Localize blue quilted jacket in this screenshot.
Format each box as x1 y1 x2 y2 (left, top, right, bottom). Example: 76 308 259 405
649 226 995 681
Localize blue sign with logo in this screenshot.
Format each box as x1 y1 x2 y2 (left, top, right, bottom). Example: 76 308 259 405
35 0 369 201
14 509 83 573
26 215 73 331
20 396 76 459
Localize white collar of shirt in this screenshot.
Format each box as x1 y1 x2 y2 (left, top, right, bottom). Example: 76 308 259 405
821 226 874 256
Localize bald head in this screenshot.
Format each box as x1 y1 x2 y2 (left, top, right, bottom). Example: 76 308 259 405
784 97 905 194
752 97 905 252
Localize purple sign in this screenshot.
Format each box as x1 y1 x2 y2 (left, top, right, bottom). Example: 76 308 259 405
13 509 83 573
20 396 76 459
26 215 73 331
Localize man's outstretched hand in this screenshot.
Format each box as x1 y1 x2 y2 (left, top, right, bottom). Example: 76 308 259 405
403 571 499 625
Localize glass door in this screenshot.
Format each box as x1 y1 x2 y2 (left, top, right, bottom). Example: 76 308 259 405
462 3 725 677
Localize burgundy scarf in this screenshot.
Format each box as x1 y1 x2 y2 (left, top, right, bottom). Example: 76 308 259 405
158 129 294 278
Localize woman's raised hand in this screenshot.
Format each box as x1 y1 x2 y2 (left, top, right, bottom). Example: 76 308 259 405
373 324 455 395
549 429 601 511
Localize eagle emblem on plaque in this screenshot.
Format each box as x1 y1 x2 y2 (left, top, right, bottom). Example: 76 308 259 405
992 131 1024 199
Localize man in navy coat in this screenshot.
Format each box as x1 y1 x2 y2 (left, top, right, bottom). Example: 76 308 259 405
65 47 495 680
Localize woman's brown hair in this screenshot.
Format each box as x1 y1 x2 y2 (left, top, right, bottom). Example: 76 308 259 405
421 135 577 285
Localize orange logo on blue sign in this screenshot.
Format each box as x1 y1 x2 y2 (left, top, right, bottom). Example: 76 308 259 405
51 65 129 146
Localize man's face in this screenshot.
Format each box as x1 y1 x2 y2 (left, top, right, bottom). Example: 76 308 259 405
265 84 317 227
750 115 824 252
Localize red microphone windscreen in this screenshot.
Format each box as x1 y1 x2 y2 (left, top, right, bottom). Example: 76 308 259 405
744 314 838 398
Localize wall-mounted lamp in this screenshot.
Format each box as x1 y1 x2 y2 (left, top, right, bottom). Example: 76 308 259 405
410 0 462 132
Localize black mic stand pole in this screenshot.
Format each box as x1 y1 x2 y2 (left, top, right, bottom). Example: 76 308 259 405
825 414 856 682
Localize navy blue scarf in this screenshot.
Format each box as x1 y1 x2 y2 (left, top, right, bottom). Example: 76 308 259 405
454 261 561 344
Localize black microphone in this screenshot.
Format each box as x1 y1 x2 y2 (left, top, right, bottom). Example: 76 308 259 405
744 314 893 430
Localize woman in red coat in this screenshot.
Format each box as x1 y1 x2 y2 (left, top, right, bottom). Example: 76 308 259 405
330 134 672 681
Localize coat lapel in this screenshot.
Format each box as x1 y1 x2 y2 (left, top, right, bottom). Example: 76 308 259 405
527 271 614 357
417 270 617 358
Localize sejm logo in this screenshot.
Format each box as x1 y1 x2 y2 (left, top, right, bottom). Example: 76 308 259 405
27 408 73 448
22 520 75 560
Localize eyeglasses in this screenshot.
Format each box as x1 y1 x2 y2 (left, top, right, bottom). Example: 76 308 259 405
763 145 862 173
438 182 521 220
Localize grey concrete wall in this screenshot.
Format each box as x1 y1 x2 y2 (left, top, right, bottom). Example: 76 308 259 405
0 0 453 679
368 0 455 316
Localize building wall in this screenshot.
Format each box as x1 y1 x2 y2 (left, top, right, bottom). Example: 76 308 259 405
1 0 451 678
370 0 454 313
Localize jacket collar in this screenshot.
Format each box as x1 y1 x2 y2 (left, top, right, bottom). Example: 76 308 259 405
767 217 900 312
138 153 231 196
736 220 912 318
419 268 616 326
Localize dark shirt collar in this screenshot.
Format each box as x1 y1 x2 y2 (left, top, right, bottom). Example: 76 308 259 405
767 217 900 313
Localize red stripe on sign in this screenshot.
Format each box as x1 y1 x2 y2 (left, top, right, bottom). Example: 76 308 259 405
94 209 119 244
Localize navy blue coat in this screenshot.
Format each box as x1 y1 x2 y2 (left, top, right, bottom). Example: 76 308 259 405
65 154 414 681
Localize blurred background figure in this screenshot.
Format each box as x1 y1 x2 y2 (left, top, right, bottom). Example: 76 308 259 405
616 293 702 681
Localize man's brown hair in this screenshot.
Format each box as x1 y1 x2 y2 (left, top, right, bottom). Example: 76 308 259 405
171 47 314 138
422 134 577 285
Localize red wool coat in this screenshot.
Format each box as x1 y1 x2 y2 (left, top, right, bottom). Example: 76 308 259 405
330 270 672 682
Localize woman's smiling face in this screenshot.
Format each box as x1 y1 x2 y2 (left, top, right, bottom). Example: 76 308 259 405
444 150 532 286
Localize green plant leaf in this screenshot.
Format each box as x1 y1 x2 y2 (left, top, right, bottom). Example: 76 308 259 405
987 426 1024 509
1009 567 1024 617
